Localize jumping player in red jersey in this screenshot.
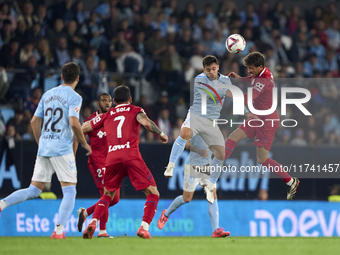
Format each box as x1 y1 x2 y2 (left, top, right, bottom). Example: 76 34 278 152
227 52 300 200
75 93 120 238
81 85 168 239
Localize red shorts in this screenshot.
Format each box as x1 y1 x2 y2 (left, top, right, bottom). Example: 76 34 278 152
104 159 157 192
88 163 106 195
239 118 279 151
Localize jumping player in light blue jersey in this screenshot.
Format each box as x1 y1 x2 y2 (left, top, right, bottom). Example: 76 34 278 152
158 134 230 237
164 55 255 203
0 63 92 239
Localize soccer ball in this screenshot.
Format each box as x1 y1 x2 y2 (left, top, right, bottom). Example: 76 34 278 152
225 34 246 54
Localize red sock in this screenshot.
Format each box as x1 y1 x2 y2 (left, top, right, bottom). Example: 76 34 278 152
99 190 120 230
262 158 292 183
99 210 108 230
225 139 237 159
142 194 159 224
86 204 96 216
93 195 112 220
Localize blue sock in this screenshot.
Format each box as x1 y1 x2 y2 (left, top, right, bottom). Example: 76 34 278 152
165 195 186 217
209 158 223 183
208 199 219 232
169 136 187 163
4 184 41 207
57 186 76 226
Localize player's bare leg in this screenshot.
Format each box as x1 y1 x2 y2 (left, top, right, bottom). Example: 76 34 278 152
256 146 300 200
165 127 191 177
83 187 115 239
206 144 225 204
158 191 193 229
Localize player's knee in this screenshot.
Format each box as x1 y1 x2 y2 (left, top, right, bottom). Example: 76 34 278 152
213 150 225 161
152 189 160 197
183 196 191 203
257 155 267 165
228 132 238 142
180 129 190 140
28 184 42 199
144 187 159 197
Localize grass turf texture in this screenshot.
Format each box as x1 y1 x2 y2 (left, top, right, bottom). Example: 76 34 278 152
2 237 339 255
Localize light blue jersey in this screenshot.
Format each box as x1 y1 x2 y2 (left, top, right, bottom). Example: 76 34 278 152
185 135 212 166
189 72 231 120
34 85 82 157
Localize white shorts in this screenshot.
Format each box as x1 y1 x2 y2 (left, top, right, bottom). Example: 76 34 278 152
31 153 77 183
182 112 224 147
183 164 216 192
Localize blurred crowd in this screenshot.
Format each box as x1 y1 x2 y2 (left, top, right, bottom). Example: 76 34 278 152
0 0 339 146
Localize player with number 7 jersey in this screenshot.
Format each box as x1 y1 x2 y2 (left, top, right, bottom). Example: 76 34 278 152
81 85 168 239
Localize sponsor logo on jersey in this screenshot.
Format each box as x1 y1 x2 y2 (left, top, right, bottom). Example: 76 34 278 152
97 131 106 138
108 142 130 152
93 116 101 124
254 82 265 92
75 106 80 113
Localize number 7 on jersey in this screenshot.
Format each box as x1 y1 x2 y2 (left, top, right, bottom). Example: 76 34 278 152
114 116 125 138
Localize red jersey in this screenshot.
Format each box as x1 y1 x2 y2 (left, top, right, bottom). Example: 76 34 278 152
90 103 145 166
244 67 279 120
84 111 108 165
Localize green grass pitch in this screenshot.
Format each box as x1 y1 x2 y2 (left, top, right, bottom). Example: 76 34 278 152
2 236 340 255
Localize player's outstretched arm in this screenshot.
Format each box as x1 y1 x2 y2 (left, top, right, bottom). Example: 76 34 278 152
136 113 168 144
70 116 92 156
31 115 43 145
185 140 209 158
228 72 241 79
81 121 93 133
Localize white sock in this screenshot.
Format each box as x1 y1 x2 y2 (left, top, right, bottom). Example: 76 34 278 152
0 200 7 211
84 209 88 218
91 219 98 224
286 178 294 186
55 224 64 235
141 221 149 231
98 230 107 235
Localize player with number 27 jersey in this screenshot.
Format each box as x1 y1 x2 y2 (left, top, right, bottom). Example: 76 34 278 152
84 112 107 167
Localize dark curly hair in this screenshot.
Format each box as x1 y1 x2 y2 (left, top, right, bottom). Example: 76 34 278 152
243 52 265 67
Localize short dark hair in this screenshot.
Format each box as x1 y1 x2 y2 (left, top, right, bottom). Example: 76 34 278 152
243 52 265 67
113 85 131 104
97 92 111 101
202 55 218 67
61 62 80 84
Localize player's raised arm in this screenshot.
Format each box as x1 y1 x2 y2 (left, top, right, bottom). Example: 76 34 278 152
227 72 241 79
136 113 168 144
70 116 92 156
31 115 43 145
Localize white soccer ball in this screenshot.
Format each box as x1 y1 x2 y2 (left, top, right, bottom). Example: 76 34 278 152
225 34 246 54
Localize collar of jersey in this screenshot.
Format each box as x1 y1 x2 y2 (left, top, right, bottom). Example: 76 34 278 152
257 67 267 77
116 103 130 108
